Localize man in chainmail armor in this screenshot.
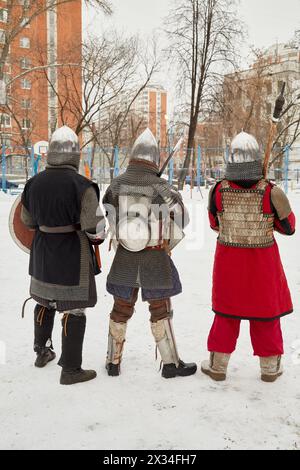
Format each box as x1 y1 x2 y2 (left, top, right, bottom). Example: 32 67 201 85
103 128 197 378
21 126 105 385
201 131 296 383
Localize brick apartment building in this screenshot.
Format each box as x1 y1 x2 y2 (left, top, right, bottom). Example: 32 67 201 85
0 0 82 150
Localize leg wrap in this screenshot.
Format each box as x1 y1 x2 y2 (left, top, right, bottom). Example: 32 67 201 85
34 304 56 352
149 299 170 323
58 312 86 370
106 319 127 366
110 290 138 323
151 318 180 366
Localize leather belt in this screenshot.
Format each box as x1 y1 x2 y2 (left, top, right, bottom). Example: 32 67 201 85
144 245 165 251
39 225 78 234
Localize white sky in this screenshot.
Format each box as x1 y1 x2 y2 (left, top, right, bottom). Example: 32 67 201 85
239 0 300 50
83 0 300 112
84 0 300 47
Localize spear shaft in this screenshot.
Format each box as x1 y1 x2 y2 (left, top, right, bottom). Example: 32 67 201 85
263 82 286 178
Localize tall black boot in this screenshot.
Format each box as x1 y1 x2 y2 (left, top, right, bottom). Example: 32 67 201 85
58 313 97 385
34 304 56 368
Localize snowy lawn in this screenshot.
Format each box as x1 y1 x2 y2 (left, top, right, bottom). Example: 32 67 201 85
0 187 299 450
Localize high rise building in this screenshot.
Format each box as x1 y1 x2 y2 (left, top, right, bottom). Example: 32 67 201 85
133 84 168 148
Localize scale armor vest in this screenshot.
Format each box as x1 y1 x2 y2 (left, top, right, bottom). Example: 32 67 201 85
217 179 275 248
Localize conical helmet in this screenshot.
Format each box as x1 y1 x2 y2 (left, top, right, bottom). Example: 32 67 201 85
47 125 80 169
229 131 261 163
130 128 160 167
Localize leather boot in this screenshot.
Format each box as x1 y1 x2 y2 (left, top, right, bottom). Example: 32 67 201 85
260 356 283 382
34 304 56 368
58 313 96 385
151 318 197 379
201 352 231 381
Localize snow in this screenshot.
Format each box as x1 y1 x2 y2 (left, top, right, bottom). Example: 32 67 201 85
0 187 300 450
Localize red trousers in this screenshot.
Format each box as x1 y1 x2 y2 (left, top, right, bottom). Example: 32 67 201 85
208 315 284 357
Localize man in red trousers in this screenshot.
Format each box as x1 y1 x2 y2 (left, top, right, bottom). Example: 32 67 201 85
201 131 296 383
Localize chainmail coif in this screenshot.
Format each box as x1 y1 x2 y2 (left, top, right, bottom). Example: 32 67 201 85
225 160 263 181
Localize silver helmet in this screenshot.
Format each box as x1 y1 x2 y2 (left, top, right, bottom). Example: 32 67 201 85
226 132 263 181
229 131 261 163
47 125 80 169
130 128 160 166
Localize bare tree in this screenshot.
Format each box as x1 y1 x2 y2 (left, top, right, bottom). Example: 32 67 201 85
42 31 159 180
270 92 300 170
216 52 272 145
211 49 300 172
95 106 147 180
165 0 243 188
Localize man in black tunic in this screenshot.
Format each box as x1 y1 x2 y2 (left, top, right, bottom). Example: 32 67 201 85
21 126 105 385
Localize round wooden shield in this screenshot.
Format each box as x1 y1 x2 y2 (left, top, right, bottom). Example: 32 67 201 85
8 195 35 254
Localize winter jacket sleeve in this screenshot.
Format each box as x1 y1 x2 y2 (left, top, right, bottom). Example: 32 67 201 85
271 186 296 236
80 186 106 245
208 182 220 232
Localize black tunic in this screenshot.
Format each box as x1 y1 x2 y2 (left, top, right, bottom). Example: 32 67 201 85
22 167 99 309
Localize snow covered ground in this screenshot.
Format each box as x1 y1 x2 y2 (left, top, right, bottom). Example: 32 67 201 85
0 186 300 450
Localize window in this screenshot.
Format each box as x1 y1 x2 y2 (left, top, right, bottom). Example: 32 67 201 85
20 17 30 28
21 99 31 109
1 135 11 147
0 9 8 23
0 29 5 44
0 113 11 127
21 78 31 89
278 80 284 94
21 118 31 130
20 57 31 69
266 81 272 95
20 37 30 49
19 0 30 8
237 87 243 99
2 72 10 83
266 102 272 116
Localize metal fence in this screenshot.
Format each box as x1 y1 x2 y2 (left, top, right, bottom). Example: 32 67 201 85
1 144 300 194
